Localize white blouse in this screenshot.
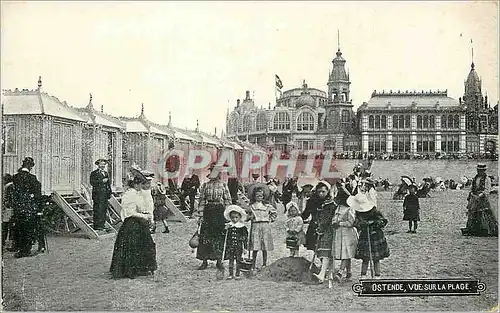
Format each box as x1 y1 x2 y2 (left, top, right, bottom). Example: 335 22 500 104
141 189 155 215
120 189 148 221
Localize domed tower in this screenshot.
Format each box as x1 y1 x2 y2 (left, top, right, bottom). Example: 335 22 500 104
295 80 316 108
463 62 483 111
327 32 351 104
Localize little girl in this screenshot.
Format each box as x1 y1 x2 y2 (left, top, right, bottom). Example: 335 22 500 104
151 182 170 233
285 202 306 257
246 184 277 269
348 191 390 278
223 205 249 280
331 182 358 282
403 184 420 233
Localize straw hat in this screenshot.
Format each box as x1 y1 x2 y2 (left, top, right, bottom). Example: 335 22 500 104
94 158 108 165
313 180 332 191
224 205 247 222
347 192 375 213
247 183 271 200
477 163 487 170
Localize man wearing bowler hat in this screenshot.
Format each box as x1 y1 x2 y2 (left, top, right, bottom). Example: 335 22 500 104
90 159 112 231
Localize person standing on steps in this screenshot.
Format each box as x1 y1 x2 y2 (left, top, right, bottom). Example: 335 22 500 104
164 142 180 196
90 158 112 232
11 157 42 258
180 168 200 217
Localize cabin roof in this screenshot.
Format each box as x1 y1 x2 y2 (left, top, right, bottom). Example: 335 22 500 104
123 119 149 133
74 108 125 129
171 127 198 142
2 89 86 122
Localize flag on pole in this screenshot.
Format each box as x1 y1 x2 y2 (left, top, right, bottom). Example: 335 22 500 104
275 74 283 90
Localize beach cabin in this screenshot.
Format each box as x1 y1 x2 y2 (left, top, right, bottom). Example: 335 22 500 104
75 94 125 191
1 77 85 194
120 105 173 176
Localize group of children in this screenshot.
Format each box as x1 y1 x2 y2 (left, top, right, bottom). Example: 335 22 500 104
217 177 409 282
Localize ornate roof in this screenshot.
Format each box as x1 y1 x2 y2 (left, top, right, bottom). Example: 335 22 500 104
465 62 481 94
2 88 86 122
295 81 316 108
329 49 349 82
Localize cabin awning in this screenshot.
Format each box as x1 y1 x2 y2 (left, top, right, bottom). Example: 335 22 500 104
124 120 148 132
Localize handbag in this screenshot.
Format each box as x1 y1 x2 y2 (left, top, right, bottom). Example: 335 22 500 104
189 225 201 248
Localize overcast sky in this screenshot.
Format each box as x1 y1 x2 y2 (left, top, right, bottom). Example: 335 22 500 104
1 1 498 134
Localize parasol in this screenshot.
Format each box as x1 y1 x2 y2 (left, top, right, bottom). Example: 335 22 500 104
401 175 413 186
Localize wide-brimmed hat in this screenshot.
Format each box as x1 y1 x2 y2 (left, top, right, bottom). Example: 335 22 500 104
94 158 108 165
129 168 148 184
247 182 271 200
347 192 375 213
477 164 487 170
401 176 413 186
460 176 468 184
224 205 247 222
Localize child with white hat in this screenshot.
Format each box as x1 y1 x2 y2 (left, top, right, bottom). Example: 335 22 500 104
223 205 249 280
348 192 390 279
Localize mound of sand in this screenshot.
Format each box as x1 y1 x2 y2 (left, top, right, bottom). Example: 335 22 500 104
256 257 320 283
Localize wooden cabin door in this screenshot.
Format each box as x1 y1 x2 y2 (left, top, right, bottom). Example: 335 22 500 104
52 122 76 192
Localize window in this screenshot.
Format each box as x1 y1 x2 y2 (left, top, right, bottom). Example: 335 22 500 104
368 134 386 152
393 115 411 129
256 113 268 131
341 110 349 123
242 115 252 133
392 134 411 153
480 115 488 132
297 112 314 131
381 115 387 129
324 139 335 151
454 114 460 129
441 135 460 152
2 123 16 154
369 115 374 129
429 115 435 128
374 116 380 129
393 115 398 129
273 112 291 130
416 134 435 153
423 115 429 128
299 141 314 150
417 115 422 129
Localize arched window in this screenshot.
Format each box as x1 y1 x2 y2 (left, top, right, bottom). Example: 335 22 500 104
369 115 374 129
417 115 422 129
381 115 387 129
297 111 315 131
374 115 380 129
399 115 404 129
256 113 268 131
393 115 398 129
423 115 429 128
273 112 290 130
324 139 335 151
242 115 251 133
441 115 447 129
447 115 453 129
405 115 410 129
453 114 460 129
429 115 435 128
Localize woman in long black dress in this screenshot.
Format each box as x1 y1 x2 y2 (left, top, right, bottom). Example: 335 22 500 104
109 172 157 279
195 164 232 270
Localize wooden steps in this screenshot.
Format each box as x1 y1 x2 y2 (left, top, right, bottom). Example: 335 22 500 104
52 190 117 239
163 193 188 222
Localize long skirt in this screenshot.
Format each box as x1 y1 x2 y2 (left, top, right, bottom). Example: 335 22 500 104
196 203 226 261
316 225 334 258
465 209 498 237
355 227 390 261
110 217 157 279
249 222 274 251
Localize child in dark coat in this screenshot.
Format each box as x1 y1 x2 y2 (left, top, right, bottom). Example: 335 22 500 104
403 184 420 233
348 192 390 278
223 205 249 280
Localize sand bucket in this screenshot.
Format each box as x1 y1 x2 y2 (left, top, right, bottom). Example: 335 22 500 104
286 236 299 250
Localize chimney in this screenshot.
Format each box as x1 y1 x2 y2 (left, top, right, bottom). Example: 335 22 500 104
246 91 250 100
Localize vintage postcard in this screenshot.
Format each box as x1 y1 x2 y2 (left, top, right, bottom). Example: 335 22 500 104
1 1 498 312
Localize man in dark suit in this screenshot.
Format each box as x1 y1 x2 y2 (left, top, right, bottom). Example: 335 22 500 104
179 168 200 216
90 159 112 231
11 157 42 258
165 142 180 196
